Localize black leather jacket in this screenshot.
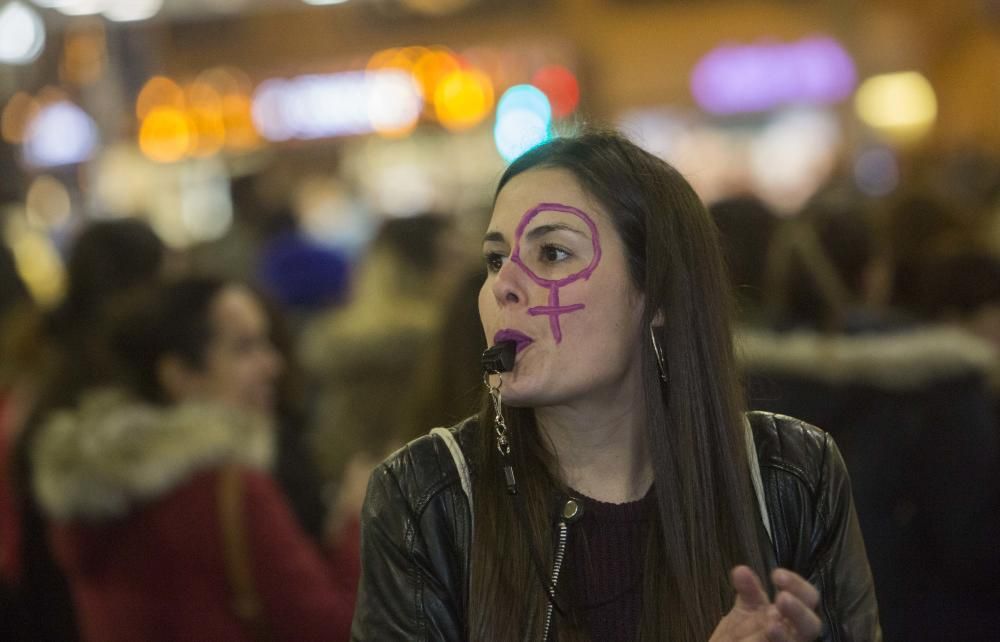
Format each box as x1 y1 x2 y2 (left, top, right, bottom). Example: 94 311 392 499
351 412 882 641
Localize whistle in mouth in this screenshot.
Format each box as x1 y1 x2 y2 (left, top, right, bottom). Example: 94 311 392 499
481 341 516 374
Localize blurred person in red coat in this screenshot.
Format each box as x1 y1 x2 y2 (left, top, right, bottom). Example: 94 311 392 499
29 276 355 641
4 218 168 641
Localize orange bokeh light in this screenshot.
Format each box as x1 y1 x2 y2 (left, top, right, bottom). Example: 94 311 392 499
60 21 107 87
221 94 261 150
185 80 223 111
136 76 185 120
186 107 226 158
413 48 461 117
434 68 494 131
367 46 429 75
139 106 191 163
2 91 41 144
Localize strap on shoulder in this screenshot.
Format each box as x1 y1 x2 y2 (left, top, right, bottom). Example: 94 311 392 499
744 418 774 549
218 465 270 641
430 427 473 531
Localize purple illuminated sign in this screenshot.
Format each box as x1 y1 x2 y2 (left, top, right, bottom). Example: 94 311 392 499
690 36 856 115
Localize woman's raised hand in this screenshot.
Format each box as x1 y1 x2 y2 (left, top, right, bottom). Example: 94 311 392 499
709 565 822 642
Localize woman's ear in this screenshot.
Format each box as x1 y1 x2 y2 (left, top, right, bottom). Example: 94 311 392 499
157 355 197 403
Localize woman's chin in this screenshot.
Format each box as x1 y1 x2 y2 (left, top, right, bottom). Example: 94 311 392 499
498 378 550 408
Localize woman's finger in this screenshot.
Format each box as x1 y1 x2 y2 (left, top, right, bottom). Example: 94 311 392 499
730 565 770 611
771 569 820 610
764 608 793 642
774 590 822 640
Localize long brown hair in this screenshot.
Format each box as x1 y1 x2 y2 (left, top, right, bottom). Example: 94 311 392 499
468 130 767 640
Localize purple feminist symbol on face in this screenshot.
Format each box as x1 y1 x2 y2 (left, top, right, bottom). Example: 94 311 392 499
509 202 602 343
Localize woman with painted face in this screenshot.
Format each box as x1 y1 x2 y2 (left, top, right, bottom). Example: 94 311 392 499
29 277 355 641
351 131 881 641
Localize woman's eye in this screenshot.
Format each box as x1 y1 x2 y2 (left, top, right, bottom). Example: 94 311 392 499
484 252 506 273
540 244 570 263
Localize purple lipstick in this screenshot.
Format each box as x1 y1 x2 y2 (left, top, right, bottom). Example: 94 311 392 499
493 329 534 354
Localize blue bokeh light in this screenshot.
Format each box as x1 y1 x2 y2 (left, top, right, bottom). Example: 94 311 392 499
494 84 552 162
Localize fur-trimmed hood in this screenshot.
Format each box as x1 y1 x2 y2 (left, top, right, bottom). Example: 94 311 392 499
33 388 274 522
737 324 997 390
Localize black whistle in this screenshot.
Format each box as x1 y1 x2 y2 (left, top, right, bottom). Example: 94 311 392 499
481 341 516 374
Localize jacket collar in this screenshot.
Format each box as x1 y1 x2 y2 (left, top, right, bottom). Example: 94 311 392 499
33 387 274 521
737 324 996 390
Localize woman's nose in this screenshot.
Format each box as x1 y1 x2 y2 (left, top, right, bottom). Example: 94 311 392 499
491 260 527 307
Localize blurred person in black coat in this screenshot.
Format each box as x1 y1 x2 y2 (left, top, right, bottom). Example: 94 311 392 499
735 189 998 641
6 219 166 641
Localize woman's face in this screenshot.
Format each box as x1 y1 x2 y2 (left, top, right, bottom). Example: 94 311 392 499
479 168 646 408
187 286 284 415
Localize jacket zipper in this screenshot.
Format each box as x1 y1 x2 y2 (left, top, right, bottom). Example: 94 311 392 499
542 520 569 642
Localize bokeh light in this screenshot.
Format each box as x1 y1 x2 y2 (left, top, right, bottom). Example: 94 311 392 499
252 70 421 141
691 36 856 115
531 65 580 119
366 46 429 77
497 84 552 123
6 218 65 305
55 0 107 17
0 2 46 65
196 67 259 151
367 70 423 137
749 109 841 213
23 101 100 168
185 79 223 112
2 92 41 144
250 79 295 142
26 175 73 229
137 76 186 120
197 66 254 98
434 68 494 132
494 85 553 162
186 107 226 158
139 106 192 163
103 0 163 22
182 81 224 156
413 48 461 119
854 71 938 143
220 94 260 150
60 22 107 86
136 70 259 160
181 190 233 241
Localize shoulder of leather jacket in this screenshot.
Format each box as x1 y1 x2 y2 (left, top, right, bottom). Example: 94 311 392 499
747 410 833 493
375 412 834 511
370 411 837 520
369 416 480 516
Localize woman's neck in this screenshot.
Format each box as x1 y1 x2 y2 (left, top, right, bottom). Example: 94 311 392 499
535 386 653 504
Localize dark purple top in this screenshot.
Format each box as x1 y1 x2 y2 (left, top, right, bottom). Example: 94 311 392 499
563 487 655 642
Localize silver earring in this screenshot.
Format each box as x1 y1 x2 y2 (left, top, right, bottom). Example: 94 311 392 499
650 325 667 383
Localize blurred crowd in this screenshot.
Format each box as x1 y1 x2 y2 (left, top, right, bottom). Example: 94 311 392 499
715 150 1000 641
1 146 999 641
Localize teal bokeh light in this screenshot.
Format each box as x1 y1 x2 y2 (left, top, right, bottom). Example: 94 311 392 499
494 84 552 162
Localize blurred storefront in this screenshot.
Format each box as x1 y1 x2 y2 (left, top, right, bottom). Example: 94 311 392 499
1 0 998 302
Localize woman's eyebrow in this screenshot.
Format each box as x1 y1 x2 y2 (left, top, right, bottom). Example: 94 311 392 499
483 231 507 244
525 223 587 241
